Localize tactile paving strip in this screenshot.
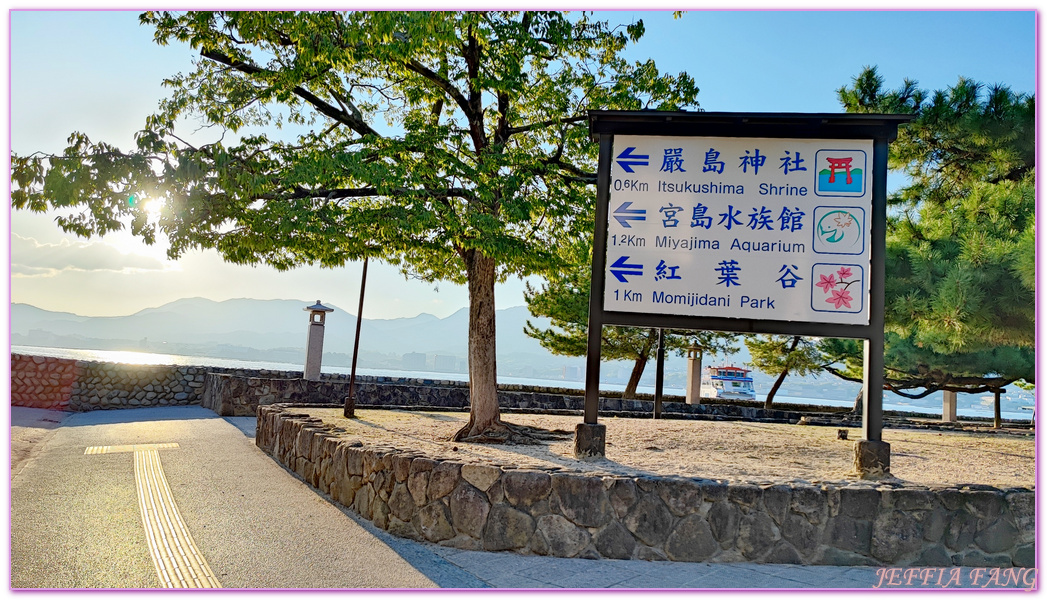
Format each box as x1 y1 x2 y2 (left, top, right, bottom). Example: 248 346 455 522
85 443 221 588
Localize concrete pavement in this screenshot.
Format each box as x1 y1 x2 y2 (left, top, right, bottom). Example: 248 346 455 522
9 406 1036 590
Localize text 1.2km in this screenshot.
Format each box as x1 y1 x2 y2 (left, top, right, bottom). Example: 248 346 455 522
611 234 645 247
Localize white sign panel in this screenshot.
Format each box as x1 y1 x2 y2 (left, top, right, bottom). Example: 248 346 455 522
604 135 873 325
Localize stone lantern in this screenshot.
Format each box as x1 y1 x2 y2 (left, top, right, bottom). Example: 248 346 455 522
685 343 702 406
303 300 334 381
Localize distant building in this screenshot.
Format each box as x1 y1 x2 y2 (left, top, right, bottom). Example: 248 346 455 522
562 365 582 381
434 354 457 372
402 352 427 371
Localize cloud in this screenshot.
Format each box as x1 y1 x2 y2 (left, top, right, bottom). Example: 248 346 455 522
11 233 169 276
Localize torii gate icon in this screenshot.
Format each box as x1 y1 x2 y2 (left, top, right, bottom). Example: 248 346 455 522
826 157 854 184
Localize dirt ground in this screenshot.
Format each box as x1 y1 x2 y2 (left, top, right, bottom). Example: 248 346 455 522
297 408 1035 489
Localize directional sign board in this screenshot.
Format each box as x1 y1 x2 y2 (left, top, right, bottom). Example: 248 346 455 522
604 135 873 326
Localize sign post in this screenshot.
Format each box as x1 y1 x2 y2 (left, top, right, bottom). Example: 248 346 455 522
579 111 913 477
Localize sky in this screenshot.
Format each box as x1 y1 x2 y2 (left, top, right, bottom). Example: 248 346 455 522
5 8 1039 320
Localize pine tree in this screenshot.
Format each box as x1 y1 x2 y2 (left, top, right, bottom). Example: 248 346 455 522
827 67 1035 397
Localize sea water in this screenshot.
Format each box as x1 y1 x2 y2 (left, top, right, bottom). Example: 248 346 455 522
11 345 1034 422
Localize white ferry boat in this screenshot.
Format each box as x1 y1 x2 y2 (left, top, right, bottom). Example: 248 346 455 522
700 365 756 401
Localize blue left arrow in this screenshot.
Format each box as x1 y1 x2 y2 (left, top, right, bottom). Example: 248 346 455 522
616 147 649 173
609 256 644 283
613 202 646 227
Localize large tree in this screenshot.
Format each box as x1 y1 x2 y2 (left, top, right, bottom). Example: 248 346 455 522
12 11 700 441
826 67 1035 398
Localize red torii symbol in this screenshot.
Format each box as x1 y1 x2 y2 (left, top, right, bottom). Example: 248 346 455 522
826 157 853 184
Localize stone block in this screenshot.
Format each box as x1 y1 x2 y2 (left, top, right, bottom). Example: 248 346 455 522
407 469 430 506
760 485 791 525
503 470 552 507
535 514 591 558
1013 543 1035 568
963 490 1005 520
700 481 728 503
1005 491 1035 543
449 482 491 539
552 473 610 528
827 515 871 554
917 545 953 567
607 478 638 519
708 502 740 544
853 440 891 478
945 511 978 551
427 461 462 502
483 505 535 551
418 502 456 543
372 498 389 529
763 541 804 564
919 506 948 543
790 486 828 525
975 518 1019 554
727 484 762 510
781 513 819 557
655 478 703 517
354 485 373 519
573 423 606 458
871 510 923 563
624 493 673 547
838 486 881 519
387 516 421 542
387 483 416 522
738 512 779 560
665 514 719 562
461 464 501 492
392 455 412 483
593 521 636 560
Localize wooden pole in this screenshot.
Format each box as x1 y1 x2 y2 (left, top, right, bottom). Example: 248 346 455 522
345 256 368 418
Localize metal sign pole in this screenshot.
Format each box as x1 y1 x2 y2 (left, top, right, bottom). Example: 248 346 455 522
654 328 665 419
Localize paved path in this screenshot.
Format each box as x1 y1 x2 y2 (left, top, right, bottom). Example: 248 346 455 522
9 406 1035 591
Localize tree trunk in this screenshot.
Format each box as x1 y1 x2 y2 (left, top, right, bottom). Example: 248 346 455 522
623 329 656 399
452 251 501 440
764 369 788 410
851 387 863 414
623 354 648 399
764 335 800 410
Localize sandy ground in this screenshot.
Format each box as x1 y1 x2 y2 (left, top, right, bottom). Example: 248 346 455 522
299 408 1035 489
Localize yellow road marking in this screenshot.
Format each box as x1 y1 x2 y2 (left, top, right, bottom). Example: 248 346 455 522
86 443 221 588
84 443 179 455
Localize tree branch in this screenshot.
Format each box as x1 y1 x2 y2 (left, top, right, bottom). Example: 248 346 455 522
200 49 380 138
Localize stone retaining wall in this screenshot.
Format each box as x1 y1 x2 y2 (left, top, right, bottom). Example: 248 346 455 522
203 371 825 423
256 403 1035 567
11 353 306 412
11 355 82 410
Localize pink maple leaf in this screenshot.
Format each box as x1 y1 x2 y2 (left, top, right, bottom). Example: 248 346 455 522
815 273 837 293
836 266 853 279
826 289 853 309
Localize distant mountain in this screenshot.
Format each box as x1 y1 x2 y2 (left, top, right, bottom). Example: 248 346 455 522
10 298 569 376
10 298 868 400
